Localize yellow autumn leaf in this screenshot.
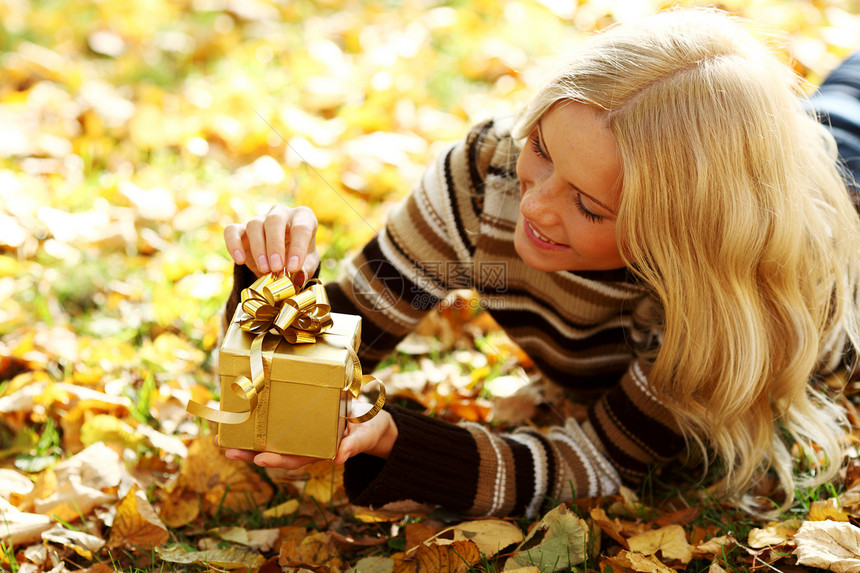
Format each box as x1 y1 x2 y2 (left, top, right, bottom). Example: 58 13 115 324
279 530 341 569
179 436 273 513
157 489 199 529
303 459 344 505
808 497 851 522
398 540 482 573
262 498 300 518
421 519 524 559
627 524 694 564
747 520 801 548
108 484 169 549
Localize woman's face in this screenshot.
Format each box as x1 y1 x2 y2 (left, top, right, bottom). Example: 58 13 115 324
514 102 625 272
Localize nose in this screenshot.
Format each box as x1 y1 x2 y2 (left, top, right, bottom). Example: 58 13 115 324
521 171 566 221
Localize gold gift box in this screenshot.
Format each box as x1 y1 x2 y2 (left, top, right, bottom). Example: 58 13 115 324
217 308 362 459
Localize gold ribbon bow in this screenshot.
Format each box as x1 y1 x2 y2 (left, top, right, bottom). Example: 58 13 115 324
186 272 385 452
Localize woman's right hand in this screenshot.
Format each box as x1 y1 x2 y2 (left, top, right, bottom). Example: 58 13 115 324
223 408 398 470
224 205 320 283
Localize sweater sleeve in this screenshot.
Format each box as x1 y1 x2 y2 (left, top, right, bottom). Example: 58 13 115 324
345 358 686 518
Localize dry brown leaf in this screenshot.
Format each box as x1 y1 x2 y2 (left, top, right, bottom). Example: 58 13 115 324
395 540 481 573
627 524 693 564
157 489 199 528
262 498 299 518
156 544 266 569
108 484 169 549
653 507 701 528
809 497 851 522
42 524 106 560
0 498 53 545
279 530 341 569
793 520 860 572
424 519 524 559
303 460 345 505
607 549 676 573
179 435 272 513
747 520 801 549
693 534 736 559
590 507 629 548
32 474 114 523
351 500 434 523
406 521 444 552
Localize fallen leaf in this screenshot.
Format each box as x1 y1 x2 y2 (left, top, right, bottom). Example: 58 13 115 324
422 518 524 559
747 520 801 548
262 498 300 518
32 474 114 523
590 507 629 548
793 520 860 572
0 498 53 545
108 484 169 549
0 468 34 498
157 489 199 528
347 556 395 573
504 504 599 572
351 500 434 523
627 524 693 564
653 507 701 528
693 534 736 559
179 435 272 513
156 544 266 569
42 524 106 560
279 530 340 569
396 540 481 573
809 498 851 522
406 521 444 552
303 460 345 505
606 549 676 573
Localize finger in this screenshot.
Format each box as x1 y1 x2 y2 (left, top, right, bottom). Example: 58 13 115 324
286 207 317 273
264 206 290 273
224 448 257 462
253 451 318 469
299 251 321 287
245 217 270 274
224 224 248 265
334 423 377 465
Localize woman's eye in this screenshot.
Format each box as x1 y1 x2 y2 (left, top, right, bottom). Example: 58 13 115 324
530 134 549 161
574 193 606 224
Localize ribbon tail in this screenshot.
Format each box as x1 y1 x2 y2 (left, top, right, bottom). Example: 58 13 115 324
346 375 386 424
186 398 253 425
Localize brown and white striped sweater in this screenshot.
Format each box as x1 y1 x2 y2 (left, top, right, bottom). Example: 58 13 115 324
229 117 686 518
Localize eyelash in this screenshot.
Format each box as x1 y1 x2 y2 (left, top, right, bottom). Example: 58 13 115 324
529 133 606 224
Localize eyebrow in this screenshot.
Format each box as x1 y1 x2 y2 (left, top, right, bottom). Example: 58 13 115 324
537 119 617 216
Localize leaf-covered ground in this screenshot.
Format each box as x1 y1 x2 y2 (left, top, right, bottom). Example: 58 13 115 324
3 0 860 571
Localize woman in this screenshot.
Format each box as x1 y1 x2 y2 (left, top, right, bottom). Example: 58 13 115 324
222 8 860 517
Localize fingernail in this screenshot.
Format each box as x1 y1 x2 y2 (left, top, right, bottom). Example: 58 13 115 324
256 459 269 467
232 250 245 264
257 255 269 272
270 253 282 270
287 255 299 272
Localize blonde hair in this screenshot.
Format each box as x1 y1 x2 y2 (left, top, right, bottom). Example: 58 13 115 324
514 8 860 508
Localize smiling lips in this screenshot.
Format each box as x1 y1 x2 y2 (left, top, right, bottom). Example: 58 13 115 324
526 220 569 249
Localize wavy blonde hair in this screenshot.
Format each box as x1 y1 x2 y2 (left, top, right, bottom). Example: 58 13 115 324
514 8 860 508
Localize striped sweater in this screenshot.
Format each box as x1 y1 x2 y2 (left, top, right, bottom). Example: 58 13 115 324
229 118 686 517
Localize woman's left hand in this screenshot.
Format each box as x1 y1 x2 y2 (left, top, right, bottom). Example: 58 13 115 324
223 409 398 469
